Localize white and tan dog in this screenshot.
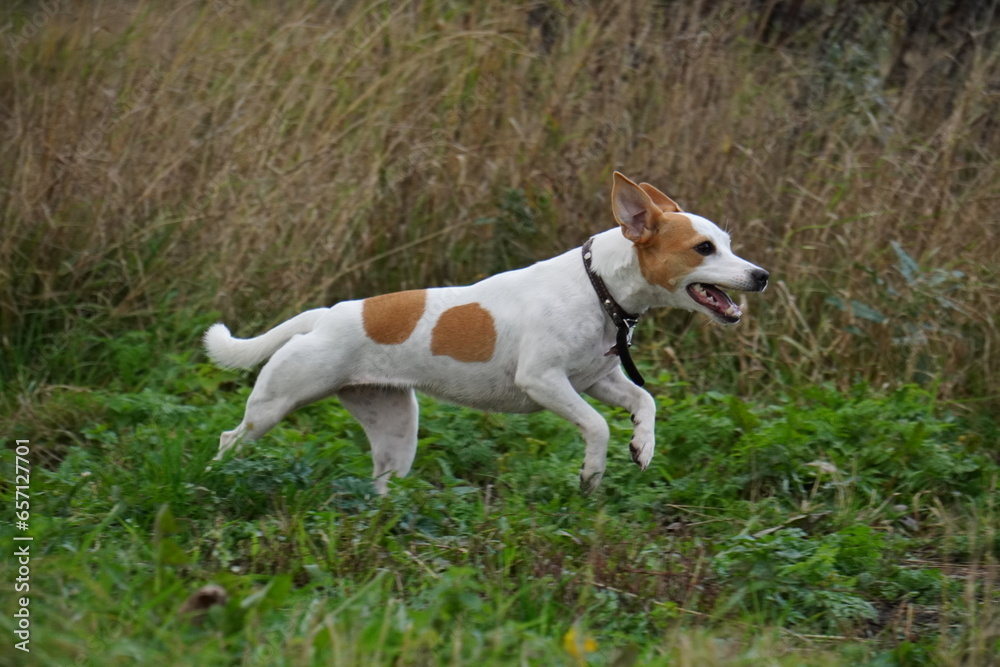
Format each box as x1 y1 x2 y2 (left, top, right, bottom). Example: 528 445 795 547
205 173 768 493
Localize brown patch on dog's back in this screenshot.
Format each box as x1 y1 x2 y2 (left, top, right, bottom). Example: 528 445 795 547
431 303 496 362
363 290 427 344
636 213 706 290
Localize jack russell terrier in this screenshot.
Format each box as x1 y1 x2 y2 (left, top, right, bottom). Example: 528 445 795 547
205 172 768 493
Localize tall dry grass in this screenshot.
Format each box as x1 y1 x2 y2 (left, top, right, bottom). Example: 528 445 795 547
1 0 998 405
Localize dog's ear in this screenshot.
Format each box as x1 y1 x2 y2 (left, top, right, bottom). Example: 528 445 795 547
612 172 659 244
639 183 682 213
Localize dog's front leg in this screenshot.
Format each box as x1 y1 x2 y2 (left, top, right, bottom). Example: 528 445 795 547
515 368 611 493
585 371 657 471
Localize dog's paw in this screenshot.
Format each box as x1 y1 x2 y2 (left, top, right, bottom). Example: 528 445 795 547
629 440 654 471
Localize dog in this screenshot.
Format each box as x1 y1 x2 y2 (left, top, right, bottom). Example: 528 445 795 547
204 172 768 494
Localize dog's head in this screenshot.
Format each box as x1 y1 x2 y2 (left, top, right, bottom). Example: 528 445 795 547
612 172 768 324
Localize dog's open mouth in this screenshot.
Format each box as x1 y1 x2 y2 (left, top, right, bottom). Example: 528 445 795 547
687 283 742 323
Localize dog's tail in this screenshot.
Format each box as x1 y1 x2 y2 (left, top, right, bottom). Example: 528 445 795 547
203 308 327 370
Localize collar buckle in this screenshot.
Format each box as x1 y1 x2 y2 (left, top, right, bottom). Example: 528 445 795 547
622 317 639 347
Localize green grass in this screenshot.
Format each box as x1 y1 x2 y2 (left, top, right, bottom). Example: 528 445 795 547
1 326 997 665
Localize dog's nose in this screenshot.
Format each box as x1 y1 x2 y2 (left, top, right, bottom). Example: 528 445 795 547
751 268 769 291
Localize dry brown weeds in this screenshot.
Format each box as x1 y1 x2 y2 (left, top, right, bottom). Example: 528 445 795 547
1 1 997 403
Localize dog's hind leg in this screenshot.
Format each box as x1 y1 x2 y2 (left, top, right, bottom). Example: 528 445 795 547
337 385 419 495
213 332 349 461
215 422 249 460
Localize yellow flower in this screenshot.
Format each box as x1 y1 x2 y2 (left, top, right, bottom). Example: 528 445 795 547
563 625 598 665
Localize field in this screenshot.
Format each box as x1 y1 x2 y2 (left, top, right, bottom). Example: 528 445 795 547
1 1 999 665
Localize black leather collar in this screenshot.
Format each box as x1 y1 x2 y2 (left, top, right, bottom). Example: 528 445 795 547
581 237 645 387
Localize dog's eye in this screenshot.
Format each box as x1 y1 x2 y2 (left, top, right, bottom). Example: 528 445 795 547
694 241 715 256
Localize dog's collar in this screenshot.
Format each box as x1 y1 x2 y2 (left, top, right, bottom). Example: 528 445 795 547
581 237 645 387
